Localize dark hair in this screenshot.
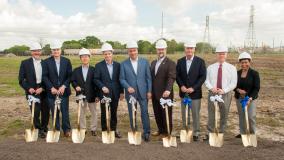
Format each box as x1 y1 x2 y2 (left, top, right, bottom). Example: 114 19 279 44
239 58 251 62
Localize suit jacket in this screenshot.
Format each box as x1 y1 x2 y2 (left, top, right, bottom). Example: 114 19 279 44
18 57 45 97
176 56 206 99
71 65 98 102
234 68 260 100
94 60 123 100
150 57 176 100
120 57 152 100
42 56 72 98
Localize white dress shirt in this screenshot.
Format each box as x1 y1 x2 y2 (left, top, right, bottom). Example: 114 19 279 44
205 62 237 93
32 57 42 84
106 61 113 79
82 65 89 82
186 55 194 73
130 57 138 75
155 56 166 75
55 58 60 76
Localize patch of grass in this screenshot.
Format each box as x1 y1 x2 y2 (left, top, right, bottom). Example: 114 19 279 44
0 119 25 138
257 117 282 127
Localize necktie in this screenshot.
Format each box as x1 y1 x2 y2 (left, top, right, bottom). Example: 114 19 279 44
217 64 222 89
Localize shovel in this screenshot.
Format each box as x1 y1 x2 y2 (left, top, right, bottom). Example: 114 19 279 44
180 96 193 143
160 98 177 147
241 98 257 147
25 95 40 142
209 95 224 147
72 94 86 143
128 95 142 145
46 95 61 143
101 96 115 144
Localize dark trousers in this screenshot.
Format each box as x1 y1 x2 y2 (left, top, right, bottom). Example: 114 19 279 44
48 96 71 133
100 99 119 131
152 97 173 134
40 94 49 132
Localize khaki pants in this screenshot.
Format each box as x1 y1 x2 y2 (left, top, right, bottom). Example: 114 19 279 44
236 99 257 134
180 99 201 136
207 92 232 133
80 102 97 131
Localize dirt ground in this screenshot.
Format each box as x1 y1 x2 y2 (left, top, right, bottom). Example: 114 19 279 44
0 137 283 160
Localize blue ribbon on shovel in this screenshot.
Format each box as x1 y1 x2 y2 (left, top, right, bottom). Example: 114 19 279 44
240 96 250 111
183 95 192 108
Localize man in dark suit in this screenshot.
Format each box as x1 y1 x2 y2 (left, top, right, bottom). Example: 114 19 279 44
71 48 99 136
176 42 206 141
94 43 124 138
150 39 176 137
18 43 49 138
42 42 72 137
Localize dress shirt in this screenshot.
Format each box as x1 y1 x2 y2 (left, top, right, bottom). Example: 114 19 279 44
130 57 138 75
32 57 42 84
155 56 166 75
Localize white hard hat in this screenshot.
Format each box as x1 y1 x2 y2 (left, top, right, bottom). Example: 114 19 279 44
184 41 196 48
126 41 138 49
215 45 228 53
30 43 42 51
79 48 91 56
101 43 113 52
155 39 167 49
50 41 62 50
238 52 252 61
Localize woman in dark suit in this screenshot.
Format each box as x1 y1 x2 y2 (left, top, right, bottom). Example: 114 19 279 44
234 52 260 138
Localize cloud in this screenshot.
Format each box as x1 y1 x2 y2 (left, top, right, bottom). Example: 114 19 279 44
0 0 284 50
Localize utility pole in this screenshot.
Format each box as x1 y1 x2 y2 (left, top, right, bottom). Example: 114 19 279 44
245 5 256 53
203 15 210 43
161 12 164 39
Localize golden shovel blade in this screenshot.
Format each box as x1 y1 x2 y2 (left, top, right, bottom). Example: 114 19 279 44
241 134 257 147
46 130 60 143
180 130 192 143
209 133 224 147
162 136 177 147
25 129 38 142
102 131 115 144
72 129 86 143
128 131 142 145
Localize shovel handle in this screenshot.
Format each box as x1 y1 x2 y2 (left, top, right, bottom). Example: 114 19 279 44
131 102 137 131
185 104 189 131
105 102 111 132
31 101 36 129
244 105 250 134
214 101 219 134
77 100 82 129
164 105 171 136
52 103 58 131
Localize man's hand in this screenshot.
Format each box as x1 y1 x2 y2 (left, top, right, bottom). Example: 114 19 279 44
58 85 66 95
237 88 246 95
210 87 218 94
35 88 43 95
102 87 109 94
51 87 58 95
95 97 100 103
28 88 35 94
217 88 225 95
75 86 81 92
119 93 124 100
127 87 135 94
181 86 187 93
187 87 194 94
162 90 171 98
147 92 152 99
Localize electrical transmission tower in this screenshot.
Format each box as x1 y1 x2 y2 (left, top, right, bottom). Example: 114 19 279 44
245 5 256 53
203 15 210 44
161 12 164 39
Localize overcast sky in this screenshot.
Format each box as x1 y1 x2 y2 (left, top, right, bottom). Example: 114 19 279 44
0 0 284 50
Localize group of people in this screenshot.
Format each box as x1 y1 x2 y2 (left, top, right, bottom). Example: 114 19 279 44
19 39 260 143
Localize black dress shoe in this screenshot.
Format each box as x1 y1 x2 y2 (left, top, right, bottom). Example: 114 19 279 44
91 131 97 136
203 135 209 141
235 134 241 138
39 130 46 138
143 134 150 142
193 136 199 141
115 131 122 138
